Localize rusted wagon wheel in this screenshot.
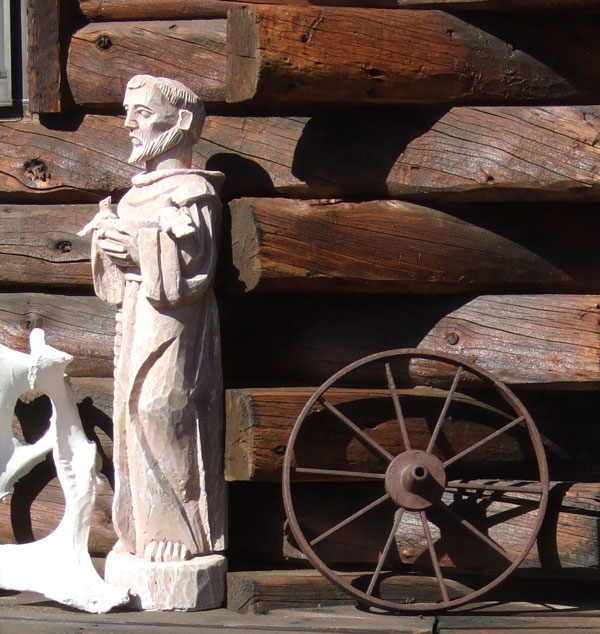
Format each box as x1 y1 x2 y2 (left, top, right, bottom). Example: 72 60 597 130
282 349 549 613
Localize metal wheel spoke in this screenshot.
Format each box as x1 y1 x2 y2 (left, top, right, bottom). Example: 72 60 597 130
443 415 525 468
319 397 394 462
420 510 449 603
366 508 405 596
436 500 510 561
426 366 462 454
311 493 391 547
385 363 411 451
447 480 543 495
294 467 386 480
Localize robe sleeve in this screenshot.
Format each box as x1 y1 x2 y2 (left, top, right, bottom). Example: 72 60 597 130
91 230 125 305
138 195 221 308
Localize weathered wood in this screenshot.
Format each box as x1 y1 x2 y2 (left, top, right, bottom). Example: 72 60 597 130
230 198 600 293
0 294 115 377
5 200 600 294
0 205 95 288
221 294 600 389
78 0 236 20
67 20 227 108
227 568 462 615
0 591 437 633
76 0 600 20
0 293 597 387
26 0 62 112
227 6 600 106
230 481 600 576
227 570 600 617
225 388 600 482
3 107 600 202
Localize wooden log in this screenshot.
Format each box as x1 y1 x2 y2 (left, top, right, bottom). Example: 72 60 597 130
76 0 600 20
227 569 449 616
226 6 600 106
282 482 600 574
4 107 600 202
230 198 600 293
227 571 600 620
78 0 236 20
67 20 227 108
26 0 62 112
0 293 597 387
0 294 115 377
229 481 600 577
220 294 600 389
0 205 95 288
4 199 600 294
225 388 600 482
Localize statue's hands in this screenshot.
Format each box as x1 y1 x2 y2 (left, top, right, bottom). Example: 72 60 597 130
97 226 140 268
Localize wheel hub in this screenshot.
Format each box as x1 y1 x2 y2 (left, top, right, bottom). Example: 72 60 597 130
385 449 446 510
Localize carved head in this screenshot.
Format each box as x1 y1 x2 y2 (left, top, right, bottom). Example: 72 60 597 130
123 75 206 165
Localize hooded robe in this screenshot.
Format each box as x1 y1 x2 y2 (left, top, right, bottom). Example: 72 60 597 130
91 168 226 558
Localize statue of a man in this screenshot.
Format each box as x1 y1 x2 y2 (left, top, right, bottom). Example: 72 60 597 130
83 75 226 610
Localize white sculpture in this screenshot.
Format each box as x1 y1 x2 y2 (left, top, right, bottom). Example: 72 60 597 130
0 329 129 613
81 75 226 611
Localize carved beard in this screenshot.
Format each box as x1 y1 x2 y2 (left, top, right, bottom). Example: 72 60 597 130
128 125 187 165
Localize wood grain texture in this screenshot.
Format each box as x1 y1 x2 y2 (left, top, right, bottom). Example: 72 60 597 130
221 294 600 389
283 482 600 574
227 571 600 618
227 6 600 106
26 0 62 112
0 205 95 288
225 388 600 482
67 20 227 108
76 0 600 20
0 294 115 377
230 198 600 293
78 0 236 19
3 107 600 202
0 293 597 387
230 481 600 576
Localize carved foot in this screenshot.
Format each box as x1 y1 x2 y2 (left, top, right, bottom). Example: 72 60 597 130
143 540 193 562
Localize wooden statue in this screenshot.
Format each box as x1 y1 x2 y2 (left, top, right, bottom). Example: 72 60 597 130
80 75 226 610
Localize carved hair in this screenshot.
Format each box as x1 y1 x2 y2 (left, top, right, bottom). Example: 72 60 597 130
126 75 206 140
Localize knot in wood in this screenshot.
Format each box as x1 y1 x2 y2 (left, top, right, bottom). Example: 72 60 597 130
446 332 460 346
56 240 72 254
23 159 50 183
96 35 113 50
22 313 43 331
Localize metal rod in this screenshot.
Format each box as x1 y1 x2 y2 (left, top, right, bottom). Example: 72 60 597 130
385 362 411 451
294 467 386 480
366 508 405 596
427 366 462 454
447 481 543 495
436 500 510 561
310 493 391 547
420 510 449 603
319 397 394 462
443 415 525 468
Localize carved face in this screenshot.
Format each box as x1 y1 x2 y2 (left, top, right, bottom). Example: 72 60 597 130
123 83 186 165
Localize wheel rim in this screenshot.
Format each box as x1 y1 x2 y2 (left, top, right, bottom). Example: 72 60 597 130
282 349 549 613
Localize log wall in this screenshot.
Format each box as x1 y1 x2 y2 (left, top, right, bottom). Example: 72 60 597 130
3 0 600 588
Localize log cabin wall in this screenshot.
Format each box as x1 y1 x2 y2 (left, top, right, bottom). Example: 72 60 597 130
2 0 600 592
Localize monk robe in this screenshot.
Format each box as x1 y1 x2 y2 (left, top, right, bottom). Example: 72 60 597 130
91 168 226 558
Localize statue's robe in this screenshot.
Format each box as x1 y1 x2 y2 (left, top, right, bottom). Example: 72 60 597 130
91 168 226 558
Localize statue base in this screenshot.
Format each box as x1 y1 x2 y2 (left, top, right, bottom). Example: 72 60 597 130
105 551 226 611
